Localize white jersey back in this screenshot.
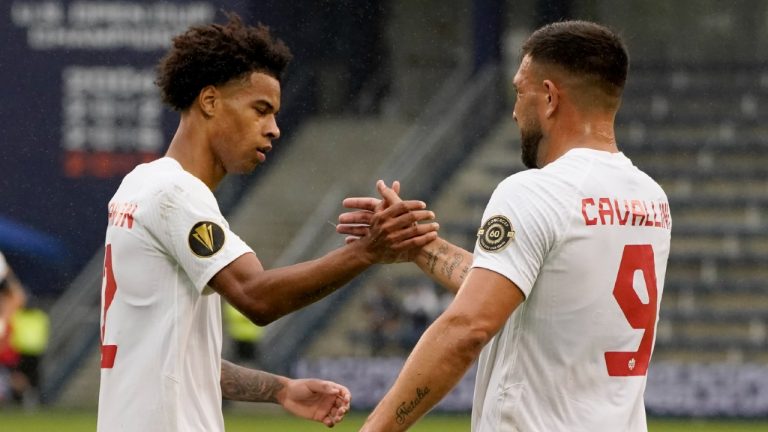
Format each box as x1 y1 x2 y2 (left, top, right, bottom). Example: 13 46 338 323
471 148 671 432
97 157 252 432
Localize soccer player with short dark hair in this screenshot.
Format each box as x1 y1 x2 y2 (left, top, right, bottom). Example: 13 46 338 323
342 20 671 431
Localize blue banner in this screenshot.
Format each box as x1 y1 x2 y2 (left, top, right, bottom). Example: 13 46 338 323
0 1 247 293
296 358 768 417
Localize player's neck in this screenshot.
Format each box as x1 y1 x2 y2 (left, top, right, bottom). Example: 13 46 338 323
542 116 618 166
166 114 226 191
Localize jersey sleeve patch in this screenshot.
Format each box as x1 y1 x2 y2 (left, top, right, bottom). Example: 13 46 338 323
477 215 515 252
188 221 226 258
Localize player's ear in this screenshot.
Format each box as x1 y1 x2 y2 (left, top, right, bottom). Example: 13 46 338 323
543 79 559 118
197 85 218 118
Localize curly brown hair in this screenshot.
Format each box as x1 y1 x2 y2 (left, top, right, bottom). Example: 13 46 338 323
156 13 293 111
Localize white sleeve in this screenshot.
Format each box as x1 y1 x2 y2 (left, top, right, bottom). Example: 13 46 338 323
149 179 253 293
0 251 7 281
471 173 564 297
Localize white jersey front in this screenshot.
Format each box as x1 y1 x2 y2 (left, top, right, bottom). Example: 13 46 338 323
97 157 252 432
471 148 671 432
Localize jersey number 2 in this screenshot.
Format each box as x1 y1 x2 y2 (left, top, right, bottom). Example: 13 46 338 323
101 244 118 369
605 244 658 377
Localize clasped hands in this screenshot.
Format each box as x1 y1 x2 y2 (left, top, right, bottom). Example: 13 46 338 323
337 180 438 263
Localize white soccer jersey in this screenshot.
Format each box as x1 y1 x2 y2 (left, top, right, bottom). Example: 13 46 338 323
97 157 252 432
0 251 7 281
471 148 671 432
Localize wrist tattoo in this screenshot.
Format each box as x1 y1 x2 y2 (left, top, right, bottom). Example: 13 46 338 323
442 253 464 280
425 250 439 274
395 386 431 425
427 244 449 275
459 263 470 282
221 360 283 403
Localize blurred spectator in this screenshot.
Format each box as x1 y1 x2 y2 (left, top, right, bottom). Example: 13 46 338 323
0 251 27 406
399 282 441 350
356 280 455 356
363 283 402 355
0 252 25 339
223 302 263 368
9 296 50 408
0 366 8 404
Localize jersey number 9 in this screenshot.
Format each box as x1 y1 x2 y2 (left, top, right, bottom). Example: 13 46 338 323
604 244 658 377
101 244 118 369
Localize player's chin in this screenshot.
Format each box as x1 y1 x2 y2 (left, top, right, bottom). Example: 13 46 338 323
229 160 261 174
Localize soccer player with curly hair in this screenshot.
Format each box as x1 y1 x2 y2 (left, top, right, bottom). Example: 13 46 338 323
97 13 438 431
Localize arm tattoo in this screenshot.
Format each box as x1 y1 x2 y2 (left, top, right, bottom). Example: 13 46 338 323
220 360 283 403
426 244 450 275
395 387 431 425
303 284 336 304
442 253 464 280
425 250 439 274
458 262 470 282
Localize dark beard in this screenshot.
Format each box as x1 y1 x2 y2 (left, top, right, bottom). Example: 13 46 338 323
520 127 543 169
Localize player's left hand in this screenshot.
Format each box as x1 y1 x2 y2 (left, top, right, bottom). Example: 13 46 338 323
336 186 390 244
337 181 437 262
279 378 351 428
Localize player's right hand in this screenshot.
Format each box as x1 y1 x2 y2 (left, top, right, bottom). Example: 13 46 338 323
339 180 439 263
337 180 401 243
280 378 351 428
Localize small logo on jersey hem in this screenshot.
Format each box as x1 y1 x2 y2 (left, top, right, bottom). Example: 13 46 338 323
188 221 225 258
477 215 515 252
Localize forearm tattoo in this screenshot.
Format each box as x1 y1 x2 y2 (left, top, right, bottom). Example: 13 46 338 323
442 253 464 280
303 284 336 303
458 261 470 282
395 386 431 425
424 251 438 274
220 360 283 403
425 244 449 275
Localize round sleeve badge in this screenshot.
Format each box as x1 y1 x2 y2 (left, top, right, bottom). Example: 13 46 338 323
477 215 515 252
188 221 226 257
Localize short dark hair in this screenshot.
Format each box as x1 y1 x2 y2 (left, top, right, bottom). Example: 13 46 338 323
522 20 628 97
156 13 293 111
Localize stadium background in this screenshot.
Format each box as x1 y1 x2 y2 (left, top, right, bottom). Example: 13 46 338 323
2 0 768 429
